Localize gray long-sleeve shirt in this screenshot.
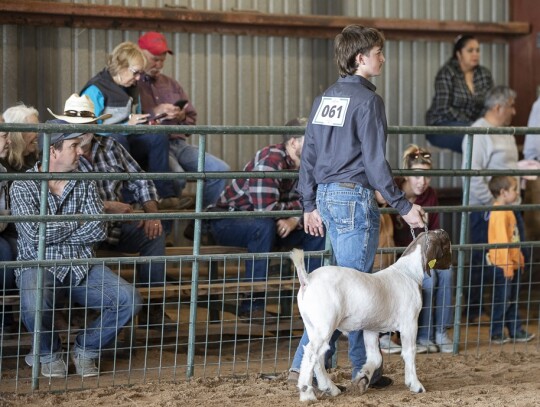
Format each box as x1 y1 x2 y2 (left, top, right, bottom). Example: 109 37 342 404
299 75 411 216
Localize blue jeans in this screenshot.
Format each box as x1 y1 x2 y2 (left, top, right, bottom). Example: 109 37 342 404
426 120 470 153
417 268 454 341
169 138 230 207
291 183 380 380
467 211 527 320
467 211 489 319
18 265 142 363
0 234 16 328
490 266 523 338
209 217 325 282
107 222 167 288
111 133 177 200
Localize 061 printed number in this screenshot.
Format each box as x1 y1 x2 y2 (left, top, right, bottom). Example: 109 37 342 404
312 97 350 127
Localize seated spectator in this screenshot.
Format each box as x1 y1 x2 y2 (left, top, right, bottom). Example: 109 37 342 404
425 34 494 153
137 32 230 208
0 104 39 280
11 122 142 378
80 41 188 210
392 145 454 353
0 103 40 172
523 93 540 161
486 176 535 343
207 118 325 320
47 94 173 330
0 114 16 335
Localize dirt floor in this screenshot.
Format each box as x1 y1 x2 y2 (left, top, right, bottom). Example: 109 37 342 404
1 348 538 407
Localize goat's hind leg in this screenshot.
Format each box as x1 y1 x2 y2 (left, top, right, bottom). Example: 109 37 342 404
400 325 425 393
298 338 340 401
313 344 341 397
298 340 321 402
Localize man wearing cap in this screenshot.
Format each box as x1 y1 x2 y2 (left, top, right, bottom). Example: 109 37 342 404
207 118 324 321
137 32 230 208
10 121 142 378
50 94 175 330
49 94 174 329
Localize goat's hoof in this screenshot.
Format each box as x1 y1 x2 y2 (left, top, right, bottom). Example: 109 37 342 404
322 385 341 397
299 387 318 402
410 383 426 393
348 376 369 394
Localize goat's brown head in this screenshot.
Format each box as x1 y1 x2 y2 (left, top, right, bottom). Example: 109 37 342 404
402 229 452 275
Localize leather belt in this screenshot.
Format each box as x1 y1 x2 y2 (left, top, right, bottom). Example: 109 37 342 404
338 182 356 189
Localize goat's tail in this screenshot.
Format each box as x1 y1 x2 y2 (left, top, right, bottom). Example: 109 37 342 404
290 249 309 288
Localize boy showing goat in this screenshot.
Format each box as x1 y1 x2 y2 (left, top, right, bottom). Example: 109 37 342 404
291 229 452 402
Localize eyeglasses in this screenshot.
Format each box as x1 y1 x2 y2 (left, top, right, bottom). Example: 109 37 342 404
64 110 96 118
408 152 431 160
128 67 145 76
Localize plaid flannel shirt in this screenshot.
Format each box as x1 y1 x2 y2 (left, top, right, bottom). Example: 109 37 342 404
10 164 106 284
214 143 302 213
426 58 494 125
78 135 158 204
78 135 159 246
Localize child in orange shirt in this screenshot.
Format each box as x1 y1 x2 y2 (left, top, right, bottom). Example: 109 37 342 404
487 176 535 343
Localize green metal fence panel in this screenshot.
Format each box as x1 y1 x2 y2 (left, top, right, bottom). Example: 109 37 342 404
0 123 538 393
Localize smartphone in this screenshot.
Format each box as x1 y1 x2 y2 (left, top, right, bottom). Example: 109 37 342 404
148 112 167 125
174 99 188 109
150 112 167 121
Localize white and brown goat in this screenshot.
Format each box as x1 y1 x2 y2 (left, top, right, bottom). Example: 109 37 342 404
290 229 452 402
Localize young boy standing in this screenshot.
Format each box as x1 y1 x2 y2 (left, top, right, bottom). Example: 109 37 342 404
289 25 425 391
487 175 535 343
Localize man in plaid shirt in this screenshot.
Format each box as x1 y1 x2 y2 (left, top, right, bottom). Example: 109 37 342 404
208 118 325 320
47 93 171 330
78 124 174 330
11 121 142 378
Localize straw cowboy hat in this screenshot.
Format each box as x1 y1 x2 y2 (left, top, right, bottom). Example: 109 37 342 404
47 93 112 124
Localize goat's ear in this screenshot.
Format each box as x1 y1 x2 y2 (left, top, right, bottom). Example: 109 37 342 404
433 229 452 269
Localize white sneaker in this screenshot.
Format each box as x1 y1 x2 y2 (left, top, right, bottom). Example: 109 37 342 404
379 334 402 354
417 339 439 353
416 344 428 354
435 331 454 353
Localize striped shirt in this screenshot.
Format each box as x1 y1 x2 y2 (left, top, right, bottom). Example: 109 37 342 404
10 163 106 284
214 143 302 212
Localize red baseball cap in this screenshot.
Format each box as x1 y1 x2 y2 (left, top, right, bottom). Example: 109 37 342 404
138 32 173 56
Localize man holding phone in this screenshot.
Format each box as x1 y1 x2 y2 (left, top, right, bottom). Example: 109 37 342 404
138 32 230 209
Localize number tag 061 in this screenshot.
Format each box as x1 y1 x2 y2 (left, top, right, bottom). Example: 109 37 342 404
312 97 350 127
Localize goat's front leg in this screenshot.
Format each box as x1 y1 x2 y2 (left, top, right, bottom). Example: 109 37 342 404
400 324 425 393
350 330 382 394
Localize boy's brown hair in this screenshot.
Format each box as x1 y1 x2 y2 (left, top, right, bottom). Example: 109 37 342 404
488 175 515 198
334 25 385 77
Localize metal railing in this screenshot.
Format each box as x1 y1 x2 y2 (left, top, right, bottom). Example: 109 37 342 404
0 122 539 391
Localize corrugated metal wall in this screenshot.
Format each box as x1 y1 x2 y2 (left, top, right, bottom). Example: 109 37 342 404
0 0 509 177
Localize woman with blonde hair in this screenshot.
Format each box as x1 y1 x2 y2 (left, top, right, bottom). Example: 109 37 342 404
391 144 454 353
81 41 181 209
0 103 39 172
